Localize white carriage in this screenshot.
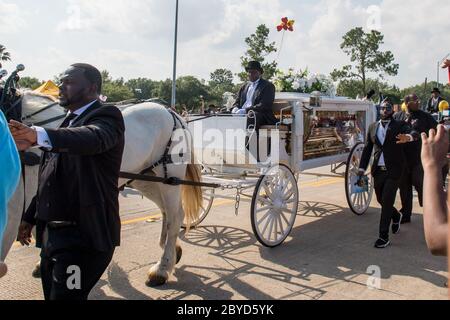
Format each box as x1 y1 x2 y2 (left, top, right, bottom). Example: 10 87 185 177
185 92 377 247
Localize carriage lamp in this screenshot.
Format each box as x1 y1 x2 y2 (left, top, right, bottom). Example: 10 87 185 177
309 91 322 108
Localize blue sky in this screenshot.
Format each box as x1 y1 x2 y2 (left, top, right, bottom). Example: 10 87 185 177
1 0 448 89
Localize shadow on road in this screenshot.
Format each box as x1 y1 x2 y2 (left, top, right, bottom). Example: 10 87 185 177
90 201 447 300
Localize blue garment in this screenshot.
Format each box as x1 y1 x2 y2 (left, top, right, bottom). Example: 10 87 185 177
0 112 21 253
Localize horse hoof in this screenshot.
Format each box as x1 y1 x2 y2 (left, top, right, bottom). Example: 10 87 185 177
146 274 168 287
32 265 41 279
176 246 183 265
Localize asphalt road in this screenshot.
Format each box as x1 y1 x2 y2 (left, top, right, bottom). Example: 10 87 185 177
0 166 447 300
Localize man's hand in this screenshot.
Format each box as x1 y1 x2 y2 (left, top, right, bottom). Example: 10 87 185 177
17 221 34 247
396 134 413 144
8 120 37 150
441 59 450 69
421 125 449 170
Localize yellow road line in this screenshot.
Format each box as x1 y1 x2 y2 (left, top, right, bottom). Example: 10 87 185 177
120 178 342 225
12 177 343 249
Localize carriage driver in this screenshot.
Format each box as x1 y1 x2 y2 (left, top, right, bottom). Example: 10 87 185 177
232 61 278 131
357 101 419 249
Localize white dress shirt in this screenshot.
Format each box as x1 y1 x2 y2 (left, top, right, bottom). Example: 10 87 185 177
34 100 98 149
232 78 260 115
376 120 390 166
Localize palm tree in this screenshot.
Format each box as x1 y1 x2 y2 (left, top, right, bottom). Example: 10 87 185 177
0 45 12 63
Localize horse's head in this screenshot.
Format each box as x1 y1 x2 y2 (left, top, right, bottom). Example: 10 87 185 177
21 91 66 129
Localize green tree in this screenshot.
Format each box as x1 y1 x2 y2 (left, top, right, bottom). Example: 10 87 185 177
210 68 234 86
0 44 11 63
239 24 277 81
154 79 173 106
101 70 134 102
125 78 158 100
19 77 43 90
331 27 399 97
336 78 402 103
208 68 234 106
176 76 209 112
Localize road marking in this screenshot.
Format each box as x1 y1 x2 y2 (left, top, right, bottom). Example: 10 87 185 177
12 176 343 249
119 178 342 226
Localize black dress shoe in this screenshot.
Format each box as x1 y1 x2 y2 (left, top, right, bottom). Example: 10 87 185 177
392 211 402 234
392 222 401 234
374 238 391 249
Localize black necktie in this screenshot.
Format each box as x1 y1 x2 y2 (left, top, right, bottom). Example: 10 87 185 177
59 113 78 128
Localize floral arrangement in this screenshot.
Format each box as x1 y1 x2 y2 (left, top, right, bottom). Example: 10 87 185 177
273 68 336 96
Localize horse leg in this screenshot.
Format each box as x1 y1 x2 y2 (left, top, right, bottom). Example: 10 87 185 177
130 180 169 251
147 183 184 287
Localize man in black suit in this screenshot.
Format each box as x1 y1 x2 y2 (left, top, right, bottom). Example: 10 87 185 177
394 94 438 224
232 61 277 131
358 101 418 248
427 88 444 114
9 63 125 300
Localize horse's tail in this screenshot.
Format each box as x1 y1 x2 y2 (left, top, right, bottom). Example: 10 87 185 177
181 151 203 232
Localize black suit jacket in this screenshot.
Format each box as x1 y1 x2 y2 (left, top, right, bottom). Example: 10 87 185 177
233 78 277 124
359 120 415 180
393 110 438 168
427 96 444 113
23 101 125 252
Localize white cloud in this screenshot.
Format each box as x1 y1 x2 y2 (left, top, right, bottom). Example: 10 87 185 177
276 0 450 88
0 1 27 34
2 0 449 89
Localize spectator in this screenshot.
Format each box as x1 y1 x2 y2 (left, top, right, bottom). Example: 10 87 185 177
421 125 448 256
427 88 445 114
0 110 21 278
394 94 438 224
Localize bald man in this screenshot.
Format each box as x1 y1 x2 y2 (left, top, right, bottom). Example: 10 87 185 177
394 94 438 224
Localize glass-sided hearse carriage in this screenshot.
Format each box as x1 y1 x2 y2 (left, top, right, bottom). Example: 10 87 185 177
186 92 377 247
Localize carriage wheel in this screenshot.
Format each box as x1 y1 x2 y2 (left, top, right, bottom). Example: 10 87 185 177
182 168 215 229
251 164 299 248
345 143 374 215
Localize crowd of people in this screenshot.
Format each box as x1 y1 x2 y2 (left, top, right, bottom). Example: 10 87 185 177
0 60 449 299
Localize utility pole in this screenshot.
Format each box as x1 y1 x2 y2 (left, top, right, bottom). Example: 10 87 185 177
171 0 179 108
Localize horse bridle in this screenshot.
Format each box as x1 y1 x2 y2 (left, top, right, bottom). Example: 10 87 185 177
21 101 66 126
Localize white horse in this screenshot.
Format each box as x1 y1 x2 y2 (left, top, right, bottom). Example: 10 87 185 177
3 92 203 287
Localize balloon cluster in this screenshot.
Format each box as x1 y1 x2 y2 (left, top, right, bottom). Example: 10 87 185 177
277 17 295 32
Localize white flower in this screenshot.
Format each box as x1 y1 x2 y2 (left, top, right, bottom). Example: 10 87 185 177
299 78 307 89
292 80 301 90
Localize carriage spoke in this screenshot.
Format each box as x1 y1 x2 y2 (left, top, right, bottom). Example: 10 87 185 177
267 215 275 241
273 214 279 240
261 214 274 238
280 210 290 226
263 184 275 201
277 213 285 237
256 205 272 214
257 209 274 228
258 196 272 206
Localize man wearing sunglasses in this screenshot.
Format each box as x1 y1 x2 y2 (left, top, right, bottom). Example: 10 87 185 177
394 94 438 225
358 101 419 249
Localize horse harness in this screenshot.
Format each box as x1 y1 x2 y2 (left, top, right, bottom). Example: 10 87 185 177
119 109 220 189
